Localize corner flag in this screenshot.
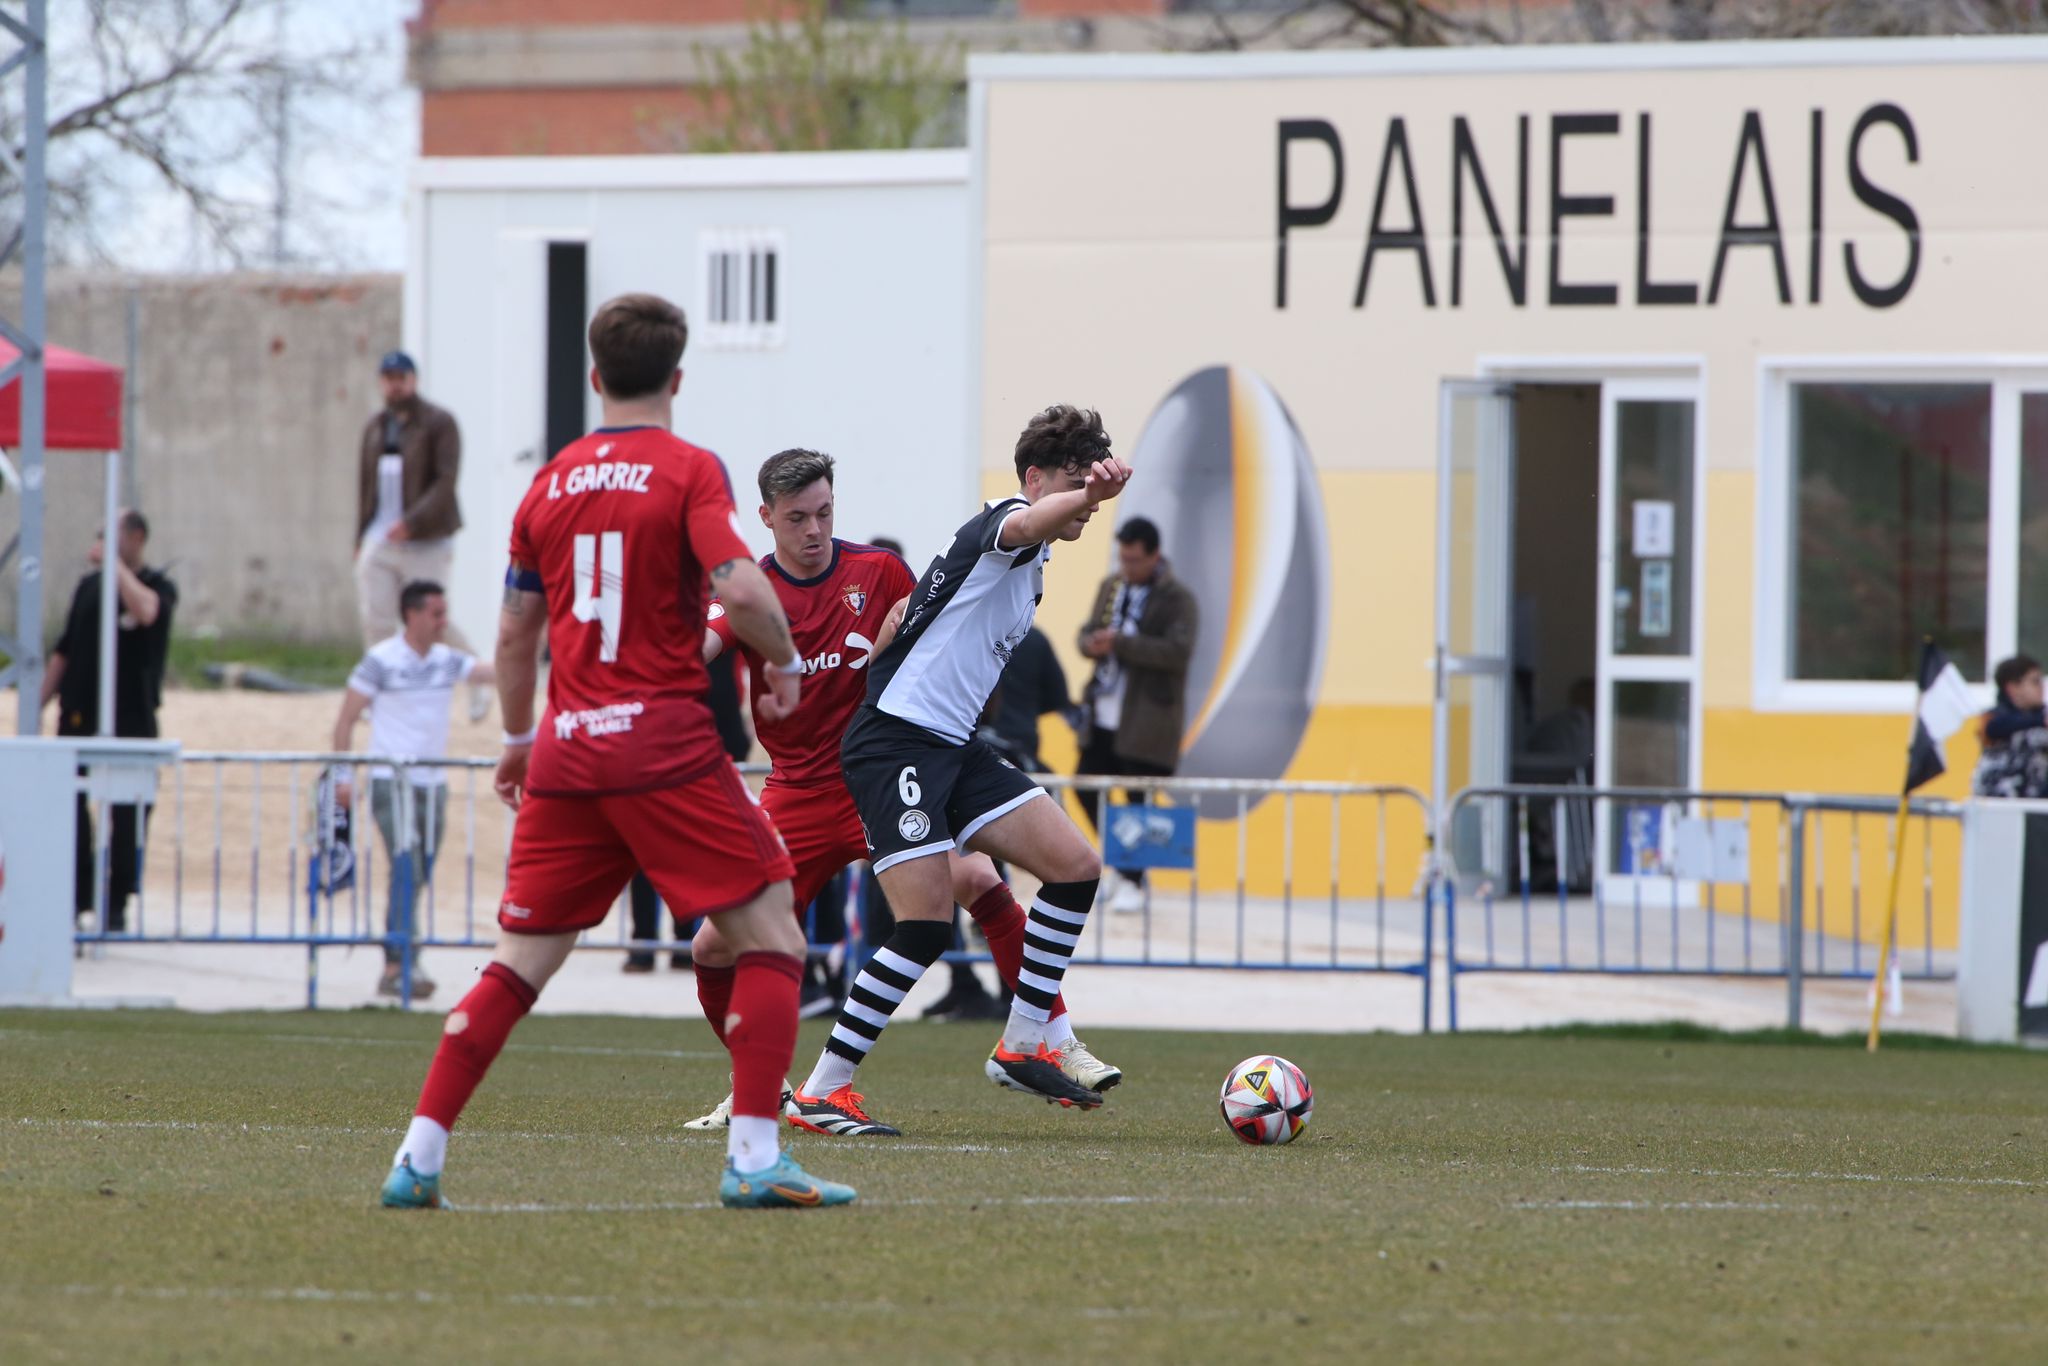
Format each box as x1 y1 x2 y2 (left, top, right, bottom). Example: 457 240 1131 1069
1905 641 1974 794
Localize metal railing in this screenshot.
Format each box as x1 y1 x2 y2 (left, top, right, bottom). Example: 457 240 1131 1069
73 754 1440 1028
1439 784 1963 1031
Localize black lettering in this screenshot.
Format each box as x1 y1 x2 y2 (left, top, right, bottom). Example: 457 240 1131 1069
1634 112 1698 306
1354 117 1436 308
1808 108 1823 305
1708 110 1791 305
1276 119 1344 310
1844 102 1920 309
1451 115 1528 307
1548 113 1619 306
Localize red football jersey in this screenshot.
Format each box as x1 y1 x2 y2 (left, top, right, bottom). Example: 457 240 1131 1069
508 426 752 796
709 540 916 787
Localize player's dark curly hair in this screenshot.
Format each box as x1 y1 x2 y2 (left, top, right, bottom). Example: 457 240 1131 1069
1013 405 1112 484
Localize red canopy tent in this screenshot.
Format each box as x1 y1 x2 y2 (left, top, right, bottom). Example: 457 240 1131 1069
0 338 124 450
3 336 128 741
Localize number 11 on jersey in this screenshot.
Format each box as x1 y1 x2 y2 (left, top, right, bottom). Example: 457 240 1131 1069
573 531 624 662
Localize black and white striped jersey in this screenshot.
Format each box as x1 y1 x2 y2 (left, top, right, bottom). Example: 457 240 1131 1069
864 496 1048 744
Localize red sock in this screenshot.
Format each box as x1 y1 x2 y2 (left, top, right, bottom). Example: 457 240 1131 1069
726 951 803 1119
968 883 1067 1021
413 962 537 1129
695 962 737 1048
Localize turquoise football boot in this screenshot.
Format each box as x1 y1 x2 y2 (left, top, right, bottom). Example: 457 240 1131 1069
718 1153 857 1210
380 1156 446 1210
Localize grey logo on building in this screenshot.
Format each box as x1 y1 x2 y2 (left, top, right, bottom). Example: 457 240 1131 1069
1123 365 1330 814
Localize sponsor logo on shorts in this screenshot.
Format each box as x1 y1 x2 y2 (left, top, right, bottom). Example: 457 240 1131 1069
898 809 931 841
502 900 533 920
552 702 645 740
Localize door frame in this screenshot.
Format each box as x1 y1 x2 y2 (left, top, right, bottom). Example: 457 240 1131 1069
1433 379 1517 887
1595 377 1708 885
1468 359 1707 877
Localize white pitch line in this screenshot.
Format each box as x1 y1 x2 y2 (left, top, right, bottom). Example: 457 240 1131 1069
21 1284 2045 1336
23 1283 1246 1322
6 1117 1014 1156
459 1193 1234 1215
1521 1200 1788 1212
1549 1162 2046 1190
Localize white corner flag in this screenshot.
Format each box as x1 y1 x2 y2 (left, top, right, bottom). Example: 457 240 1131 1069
1905 641 1973 794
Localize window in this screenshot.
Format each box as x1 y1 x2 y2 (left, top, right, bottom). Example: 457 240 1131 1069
1759 367 2048 711
2019 392 2048 654
700 229 784 351
1788 383 1992 682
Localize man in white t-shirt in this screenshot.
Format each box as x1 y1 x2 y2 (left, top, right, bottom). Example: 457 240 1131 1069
331 579 496 1000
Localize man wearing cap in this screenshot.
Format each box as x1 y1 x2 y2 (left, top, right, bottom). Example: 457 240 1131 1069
356 353 482 714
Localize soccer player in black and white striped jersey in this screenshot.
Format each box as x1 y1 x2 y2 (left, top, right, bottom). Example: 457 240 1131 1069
789 406 1133 1133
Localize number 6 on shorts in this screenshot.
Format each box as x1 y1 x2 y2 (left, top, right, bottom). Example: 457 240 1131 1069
897 766 921 806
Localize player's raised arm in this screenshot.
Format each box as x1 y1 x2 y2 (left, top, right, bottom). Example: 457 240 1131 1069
998 457 1131 550
712 556 802 721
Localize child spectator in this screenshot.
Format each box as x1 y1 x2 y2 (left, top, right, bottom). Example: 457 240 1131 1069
1974 654 2048 798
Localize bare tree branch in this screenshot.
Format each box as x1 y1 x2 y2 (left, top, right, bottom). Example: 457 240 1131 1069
0 0 393 270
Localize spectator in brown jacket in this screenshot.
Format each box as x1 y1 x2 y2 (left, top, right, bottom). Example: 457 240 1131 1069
1076 517 1198 914
356 351 485 718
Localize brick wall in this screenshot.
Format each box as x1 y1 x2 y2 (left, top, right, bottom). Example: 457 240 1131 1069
423 87 715 157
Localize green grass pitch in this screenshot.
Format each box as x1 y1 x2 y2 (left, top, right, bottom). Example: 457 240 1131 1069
3 1008 2047 1363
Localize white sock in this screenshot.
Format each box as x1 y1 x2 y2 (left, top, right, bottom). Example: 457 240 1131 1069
1003 1004 1050 1051
1045 1012 1077 1049
727 1115 781 1175
394 1115 448 1176
801 1050 858 1099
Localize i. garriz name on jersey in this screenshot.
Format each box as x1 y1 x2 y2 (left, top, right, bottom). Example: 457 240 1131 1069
544 453 654 500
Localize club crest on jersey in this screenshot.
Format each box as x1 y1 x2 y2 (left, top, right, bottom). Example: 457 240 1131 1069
842 585 867 616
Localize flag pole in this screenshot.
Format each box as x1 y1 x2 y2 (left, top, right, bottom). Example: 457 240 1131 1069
1870 637 1956 1053
1865 790 1912 1053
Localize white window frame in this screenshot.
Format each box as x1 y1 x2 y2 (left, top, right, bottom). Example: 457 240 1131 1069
698 228 786 351
1753 356 2048 714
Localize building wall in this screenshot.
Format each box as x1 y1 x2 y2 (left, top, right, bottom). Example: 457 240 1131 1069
406 0 1422 157
976 41 2048 942
0 273 399 648
413 153 974 651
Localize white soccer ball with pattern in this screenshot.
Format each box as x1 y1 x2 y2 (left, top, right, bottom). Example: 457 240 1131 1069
1219 1054 1312 1146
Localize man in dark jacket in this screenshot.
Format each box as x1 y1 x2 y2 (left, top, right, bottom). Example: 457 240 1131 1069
38 510 177 932
1075 517 1198 913
356 351 485 719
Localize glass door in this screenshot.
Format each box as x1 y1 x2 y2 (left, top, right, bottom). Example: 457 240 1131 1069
1596 381 1702 885
1435 380 1516 885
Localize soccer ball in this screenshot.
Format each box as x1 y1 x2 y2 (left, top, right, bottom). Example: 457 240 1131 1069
1219 1054 1313 1146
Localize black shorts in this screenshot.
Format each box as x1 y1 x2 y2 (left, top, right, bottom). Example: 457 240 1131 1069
840 707 1045 874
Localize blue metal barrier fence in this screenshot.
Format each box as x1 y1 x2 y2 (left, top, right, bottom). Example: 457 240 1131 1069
1439 784 1963 1031
72 753 1438 1028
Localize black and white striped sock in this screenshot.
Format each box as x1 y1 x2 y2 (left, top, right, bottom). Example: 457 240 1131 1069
802 918 952 1097
1007 878 1098 1042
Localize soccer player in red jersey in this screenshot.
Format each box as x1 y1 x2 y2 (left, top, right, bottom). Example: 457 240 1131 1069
379 294 853 1211
680 449 1122 1137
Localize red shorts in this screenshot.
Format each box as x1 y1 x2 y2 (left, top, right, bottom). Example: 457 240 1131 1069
762 779 870 916
500 765 796 935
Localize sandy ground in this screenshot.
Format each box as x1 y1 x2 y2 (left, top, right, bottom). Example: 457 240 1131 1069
4 687 1958 1037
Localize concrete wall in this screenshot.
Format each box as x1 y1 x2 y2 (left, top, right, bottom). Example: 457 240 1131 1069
0 272 399 646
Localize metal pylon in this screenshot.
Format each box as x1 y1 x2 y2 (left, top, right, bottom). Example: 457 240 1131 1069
0 0 47 730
